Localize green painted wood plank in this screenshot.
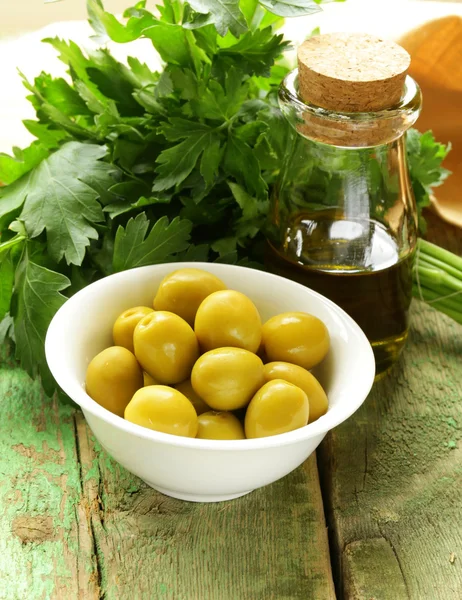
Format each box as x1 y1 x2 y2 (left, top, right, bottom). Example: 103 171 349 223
78 421 336 600
0 343 335 599
319 214 462 599
0 350 99 599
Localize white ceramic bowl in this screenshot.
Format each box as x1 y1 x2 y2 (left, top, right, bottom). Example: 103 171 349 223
45 262 375 503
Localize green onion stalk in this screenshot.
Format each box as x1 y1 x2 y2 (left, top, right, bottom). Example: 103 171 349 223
413 238 462 324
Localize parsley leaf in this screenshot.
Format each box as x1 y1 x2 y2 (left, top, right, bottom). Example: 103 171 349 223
200 137 222 186
407 130 451 232
13 255 70 395
188 0 247 37
0 171 35 232
104 194 171 218
224 133 267 198
0 144 49 186
154 126 219 190
258 0 322 18
178 243 210 261
26 73 93 117
228 181 268 220
113 213 193 271
23 121 70 148
11 142 119 266
218 28 289 76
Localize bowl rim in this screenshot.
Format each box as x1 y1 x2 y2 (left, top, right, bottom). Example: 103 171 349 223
45 262 375 450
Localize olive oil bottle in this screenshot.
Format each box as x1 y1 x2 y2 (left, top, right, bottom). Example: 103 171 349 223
268 33 422 378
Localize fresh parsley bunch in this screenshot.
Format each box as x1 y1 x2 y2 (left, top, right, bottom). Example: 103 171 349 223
0 0 450 394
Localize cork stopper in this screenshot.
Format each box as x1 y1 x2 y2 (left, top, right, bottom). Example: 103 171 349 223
297 33 411 112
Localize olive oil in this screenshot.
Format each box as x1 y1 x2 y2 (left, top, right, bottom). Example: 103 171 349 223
266 214 414 377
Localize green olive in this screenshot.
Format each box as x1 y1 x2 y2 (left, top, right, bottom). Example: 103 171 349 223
263 362 328 423
133 311 199 385
245 379 309 439
175 379 210 415
194 290 262 353
143 371 158 386
86 346 143 417
191 347 264 411
112 306 154 352
262 312 330 370
196 411 245 440
153 268 227 326
125 385 198 437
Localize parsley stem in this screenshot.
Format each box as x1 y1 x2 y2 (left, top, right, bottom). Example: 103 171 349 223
0 234 26 255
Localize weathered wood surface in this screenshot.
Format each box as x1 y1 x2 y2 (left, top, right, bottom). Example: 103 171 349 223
319 212 462 600
0 346 335 600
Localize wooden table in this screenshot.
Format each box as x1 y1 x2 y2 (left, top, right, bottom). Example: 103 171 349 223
0 213 460 600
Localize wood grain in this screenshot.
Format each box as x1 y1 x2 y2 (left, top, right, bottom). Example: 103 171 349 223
319 212 462 599
0 354 99 599
0 346 335 600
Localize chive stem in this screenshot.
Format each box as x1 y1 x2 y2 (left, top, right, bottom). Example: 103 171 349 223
413 238 462 325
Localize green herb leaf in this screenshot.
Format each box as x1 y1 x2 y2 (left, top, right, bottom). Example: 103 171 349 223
228 180 268 219
145 25 210 73
127 57 160 86
13 255 70 395
178 243 210 261
44 37 93 82
26 73 93 116
258 103 292 160
187 0 247 37
104 195 171 218
0 144 49 186
154 127 219 190
10 142 119 265
407 129 451 232
113 212 192 271
258 0 322 18
224 133 267 197
200 137 222 186
23 121 70 148
240 0 259 26
214 249 238 263
85 50 144 115
407 130 451 190
44 37 117 113
0 172 34 232
218 28 289 76
211 236 237 256
160 118 213 140
88 0 153 42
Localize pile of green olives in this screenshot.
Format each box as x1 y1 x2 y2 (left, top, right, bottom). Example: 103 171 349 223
85 268 330 440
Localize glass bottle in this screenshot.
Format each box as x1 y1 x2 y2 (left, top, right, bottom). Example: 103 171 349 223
265 69 422 378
